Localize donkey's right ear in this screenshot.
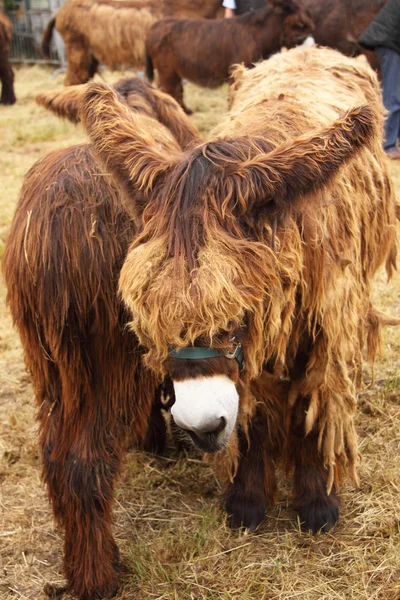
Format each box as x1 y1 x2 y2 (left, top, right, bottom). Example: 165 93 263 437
81 82 181 216
36 85 87 123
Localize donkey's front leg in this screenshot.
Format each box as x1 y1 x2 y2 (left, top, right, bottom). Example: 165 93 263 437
290 398 339 534
224 405 281 531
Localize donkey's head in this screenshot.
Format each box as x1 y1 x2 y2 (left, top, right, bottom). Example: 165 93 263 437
257 0 314 51
81 83 375 453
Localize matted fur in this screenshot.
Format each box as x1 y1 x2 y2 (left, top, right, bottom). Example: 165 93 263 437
81 47 398 494
3 81 200 600
0 11 16 104
145 0 314 112
41 0 223 85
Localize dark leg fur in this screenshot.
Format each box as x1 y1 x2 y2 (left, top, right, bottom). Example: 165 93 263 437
64 38 93 85
290 399 339 534
88 55 99 80
225 407 280 531
158 70 192 115
0 63 16 105
39 396 124 600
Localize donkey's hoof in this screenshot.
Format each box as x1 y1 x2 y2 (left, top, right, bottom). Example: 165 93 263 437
298 495 339 534
225 493 266 531
43 583 68 598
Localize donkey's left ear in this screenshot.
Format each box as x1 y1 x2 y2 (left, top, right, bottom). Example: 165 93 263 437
241 105 377 213
81 82 181 217
36 85 87 123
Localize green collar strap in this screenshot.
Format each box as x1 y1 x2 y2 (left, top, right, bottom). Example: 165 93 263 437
168 344 245 371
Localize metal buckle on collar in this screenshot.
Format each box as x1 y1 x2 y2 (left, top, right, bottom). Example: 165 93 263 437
224 343 245 371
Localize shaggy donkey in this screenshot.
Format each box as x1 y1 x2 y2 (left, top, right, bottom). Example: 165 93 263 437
0 12 16 104
3 78 200 600
145 0 314 113
4 46 398 599
41 0 223 86
75 44 395 587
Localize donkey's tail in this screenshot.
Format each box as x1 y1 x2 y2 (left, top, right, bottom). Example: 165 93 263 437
145 50 154 83
41 16 56 59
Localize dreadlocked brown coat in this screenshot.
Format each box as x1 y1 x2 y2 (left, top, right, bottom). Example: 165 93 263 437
3 77 200 600
77 44 396 589
3 47 399 600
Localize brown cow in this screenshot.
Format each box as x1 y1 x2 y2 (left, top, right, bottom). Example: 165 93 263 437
41 0 223 86
0 12 16 105
145 0 314 113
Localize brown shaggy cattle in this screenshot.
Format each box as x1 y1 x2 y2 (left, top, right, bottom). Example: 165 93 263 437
3 78 199 599
0 12 16 105
41 0 223 86
145 0 314 113
4 46 399 599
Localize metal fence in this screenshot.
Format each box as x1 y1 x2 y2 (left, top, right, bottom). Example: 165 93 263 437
6 0 65 64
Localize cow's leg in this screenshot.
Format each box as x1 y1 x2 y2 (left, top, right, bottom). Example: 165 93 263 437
0 60 16 105
64 36 93 85
290 398 339 534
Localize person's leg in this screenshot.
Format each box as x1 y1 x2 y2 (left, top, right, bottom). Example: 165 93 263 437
376 47 400 154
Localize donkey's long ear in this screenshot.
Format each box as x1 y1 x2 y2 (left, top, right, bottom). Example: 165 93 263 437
36 85 86 123
239 105 377 212
150 86 201 149
81 82 181 214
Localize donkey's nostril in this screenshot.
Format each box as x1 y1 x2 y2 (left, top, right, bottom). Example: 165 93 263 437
195 416 226 436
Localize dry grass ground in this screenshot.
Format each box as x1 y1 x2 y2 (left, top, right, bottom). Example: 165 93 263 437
0 65 399 600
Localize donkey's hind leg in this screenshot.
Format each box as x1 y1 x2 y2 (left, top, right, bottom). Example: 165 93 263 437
157 69 192 115
39 388 124 599
64 35 94 85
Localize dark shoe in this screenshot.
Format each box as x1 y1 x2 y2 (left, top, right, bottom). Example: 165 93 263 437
386 148 400 160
